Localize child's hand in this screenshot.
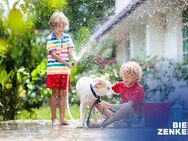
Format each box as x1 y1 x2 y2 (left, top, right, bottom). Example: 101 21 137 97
99 101 111 109
65 62 73 68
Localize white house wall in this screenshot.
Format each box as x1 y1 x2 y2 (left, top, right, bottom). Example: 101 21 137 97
96 0 188 63
129 24 146 58
102 20 131 63
116 39 129 64
145 14 166 57
164 8 183 62
93 0 188 107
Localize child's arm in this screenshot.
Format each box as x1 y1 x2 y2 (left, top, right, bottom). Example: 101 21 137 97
111 82 122 94
69 49 78 65
108 103 121 110
51 50 73 68
67 36 78 65
100 101 121 110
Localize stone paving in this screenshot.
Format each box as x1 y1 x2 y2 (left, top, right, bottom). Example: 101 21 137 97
0 120 187 141
0 120 122 141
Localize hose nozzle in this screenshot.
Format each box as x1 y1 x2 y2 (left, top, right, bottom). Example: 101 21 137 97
72 63 75 67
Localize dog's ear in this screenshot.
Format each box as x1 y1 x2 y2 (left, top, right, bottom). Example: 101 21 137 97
93 77 105 89
94 81 103 89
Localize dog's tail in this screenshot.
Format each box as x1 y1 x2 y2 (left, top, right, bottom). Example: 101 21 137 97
66 69 74 120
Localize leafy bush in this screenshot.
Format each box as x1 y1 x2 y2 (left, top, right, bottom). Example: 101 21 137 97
0 68 21 120
0 60 50 120
20 60 50 112
132 57 188 102
0 1 49 120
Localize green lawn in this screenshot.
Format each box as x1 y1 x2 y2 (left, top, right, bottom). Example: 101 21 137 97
16 104 80 120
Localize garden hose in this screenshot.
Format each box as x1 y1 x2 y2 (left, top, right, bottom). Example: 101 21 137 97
66 68 74 120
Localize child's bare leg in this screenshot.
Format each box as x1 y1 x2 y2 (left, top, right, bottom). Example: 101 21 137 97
59 89 69 125
92 108 97 121
88 120 103 128
51 89 60 125
87 102 114 128
102 102 133 127
95 102 113 117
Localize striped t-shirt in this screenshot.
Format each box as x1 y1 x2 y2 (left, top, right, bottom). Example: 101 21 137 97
46 32 74 75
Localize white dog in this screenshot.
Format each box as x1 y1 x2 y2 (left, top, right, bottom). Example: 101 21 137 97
76 76 114 127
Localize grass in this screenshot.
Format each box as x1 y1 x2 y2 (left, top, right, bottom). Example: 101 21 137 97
16 104 80 120
2 104 98 121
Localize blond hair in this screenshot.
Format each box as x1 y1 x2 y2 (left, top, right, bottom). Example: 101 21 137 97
48 11 69 30
120 61 142 81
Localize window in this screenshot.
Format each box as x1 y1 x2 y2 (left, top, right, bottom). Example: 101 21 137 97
182 10 188 64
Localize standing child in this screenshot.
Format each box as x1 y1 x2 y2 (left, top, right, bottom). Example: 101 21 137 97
46 12 78 126
92 61 144 128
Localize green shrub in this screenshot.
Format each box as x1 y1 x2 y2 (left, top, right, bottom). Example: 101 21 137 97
0 68 21 120
132 57 188 102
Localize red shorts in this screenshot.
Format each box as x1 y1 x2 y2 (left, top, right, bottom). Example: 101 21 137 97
46 74 70 89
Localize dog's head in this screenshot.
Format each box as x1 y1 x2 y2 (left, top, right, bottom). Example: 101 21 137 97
92 77 114 98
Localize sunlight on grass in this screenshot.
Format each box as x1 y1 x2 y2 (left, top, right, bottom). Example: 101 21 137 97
16 104 80 120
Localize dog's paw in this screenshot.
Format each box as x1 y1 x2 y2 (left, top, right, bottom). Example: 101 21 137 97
76 124 85 128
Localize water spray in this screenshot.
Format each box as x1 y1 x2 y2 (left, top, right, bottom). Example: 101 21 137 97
77 41 94 62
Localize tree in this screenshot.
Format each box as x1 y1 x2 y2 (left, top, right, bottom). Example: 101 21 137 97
65 0 115 36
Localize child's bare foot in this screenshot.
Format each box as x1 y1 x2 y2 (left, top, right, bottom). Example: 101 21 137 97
52 119 61 126
88 121 102 128
60 120 69 125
